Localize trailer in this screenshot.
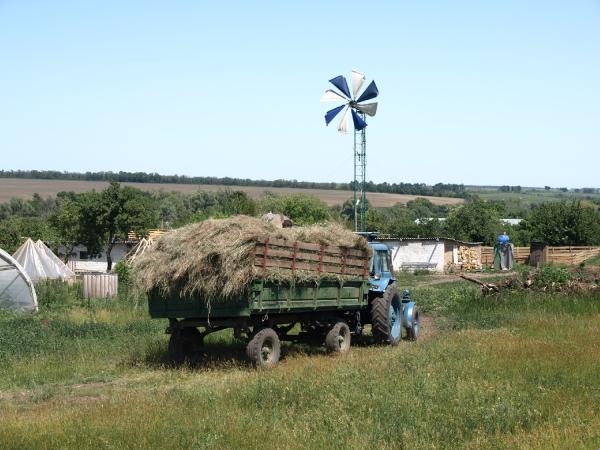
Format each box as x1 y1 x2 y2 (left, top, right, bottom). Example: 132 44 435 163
148 238 420 367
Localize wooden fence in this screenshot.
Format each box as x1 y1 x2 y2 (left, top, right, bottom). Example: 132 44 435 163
83 273 118 299
481 246 600 267
481 247 530 266
254 238 371 278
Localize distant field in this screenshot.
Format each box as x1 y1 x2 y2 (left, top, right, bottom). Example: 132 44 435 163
468 188 600 208
0 178 465 207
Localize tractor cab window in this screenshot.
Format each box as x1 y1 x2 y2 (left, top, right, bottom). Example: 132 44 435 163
370 250 390 276
379 251 389 273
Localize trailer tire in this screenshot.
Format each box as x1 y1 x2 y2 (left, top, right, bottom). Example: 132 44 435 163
168 327 200 364
405 307 420 341
325 321 351 354
246 328 281 368
371 285 402 346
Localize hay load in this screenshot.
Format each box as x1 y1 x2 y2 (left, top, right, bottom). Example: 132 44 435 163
134 215 370 302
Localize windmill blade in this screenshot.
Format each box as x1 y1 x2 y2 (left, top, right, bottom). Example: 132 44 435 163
338 106 350 133
351 70 365 98
329 75 352 99
356 80 379 103
354 102 378 117
324 104 346 126
320 89 348 102
351 109 367 131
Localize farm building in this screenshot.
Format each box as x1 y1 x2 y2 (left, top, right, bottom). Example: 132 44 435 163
377 237 482 272
59 229 167 273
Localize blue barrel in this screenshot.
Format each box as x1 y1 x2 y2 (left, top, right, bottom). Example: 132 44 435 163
497 234 510 244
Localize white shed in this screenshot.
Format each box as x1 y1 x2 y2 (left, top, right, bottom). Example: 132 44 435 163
378 238 483 273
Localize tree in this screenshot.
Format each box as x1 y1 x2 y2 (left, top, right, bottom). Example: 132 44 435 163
98 183 159 271
259 193 330 225
445 200 502 245
49 195 88 261
520 201 600 245
0 217 57 254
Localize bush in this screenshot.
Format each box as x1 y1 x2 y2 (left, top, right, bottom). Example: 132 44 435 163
35 279 83 310
114 260 133 286
533 265 572 290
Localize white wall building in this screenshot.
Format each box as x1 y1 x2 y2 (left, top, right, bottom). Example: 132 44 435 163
378 238 483 273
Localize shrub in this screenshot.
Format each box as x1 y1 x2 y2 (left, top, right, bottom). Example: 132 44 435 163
533 265 572 290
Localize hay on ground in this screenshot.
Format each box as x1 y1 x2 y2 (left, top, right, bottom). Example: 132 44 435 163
133 215 369 303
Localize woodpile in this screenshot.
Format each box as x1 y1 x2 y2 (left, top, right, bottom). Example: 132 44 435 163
458 246 482 271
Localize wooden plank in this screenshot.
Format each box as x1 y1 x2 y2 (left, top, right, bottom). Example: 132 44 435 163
258 239 369 258
254 258 366 276
254 247 366 268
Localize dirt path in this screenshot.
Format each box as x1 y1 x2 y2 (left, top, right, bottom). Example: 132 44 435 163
416 271 518 287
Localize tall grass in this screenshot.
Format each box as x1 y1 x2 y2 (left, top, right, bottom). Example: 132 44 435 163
1 281 599 449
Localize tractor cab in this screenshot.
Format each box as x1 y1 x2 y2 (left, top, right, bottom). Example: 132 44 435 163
368 242 395 294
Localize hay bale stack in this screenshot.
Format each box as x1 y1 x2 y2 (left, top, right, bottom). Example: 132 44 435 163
134 215 368 303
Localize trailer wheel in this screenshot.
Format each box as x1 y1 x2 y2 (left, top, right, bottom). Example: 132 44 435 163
325 321 351 354
371 285 402 346
246 328 281 368
168 327 200 364
405 307 420 341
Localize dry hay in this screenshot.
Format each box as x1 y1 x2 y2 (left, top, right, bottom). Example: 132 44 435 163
133 215 368 303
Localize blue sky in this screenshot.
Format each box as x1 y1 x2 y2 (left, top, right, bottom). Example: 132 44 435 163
1 1 599 187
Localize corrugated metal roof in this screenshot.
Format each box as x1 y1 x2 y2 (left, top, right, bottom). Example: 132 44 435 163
377 236 483 245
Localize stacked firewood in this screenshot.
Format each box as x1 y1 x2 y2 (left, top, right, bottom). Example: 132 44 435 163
458 246 482 271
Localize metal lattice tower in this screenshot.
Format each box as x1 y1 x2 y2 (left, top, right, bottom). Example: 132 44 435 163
353 113 367 231
321 70 378 232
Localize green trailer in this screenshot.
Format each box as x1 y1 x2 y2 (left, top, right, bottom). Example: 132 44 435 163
148 239 420 367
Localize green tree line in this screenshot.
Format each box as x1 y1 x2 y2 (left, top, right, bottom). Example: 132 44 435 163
0 170 467 198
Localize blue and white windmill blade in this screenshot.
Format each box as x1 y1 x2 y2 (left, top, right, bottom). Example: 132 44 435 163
351 109 367 131
329 75 352 99
356 80 379 103
354 102 378 117
320 89 348 102
351 70 365 99
338 106 350 133
325 104 346 126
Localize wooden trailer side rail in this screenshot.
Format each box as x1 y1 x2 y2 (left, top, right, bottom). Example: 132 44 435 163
254 239 371 278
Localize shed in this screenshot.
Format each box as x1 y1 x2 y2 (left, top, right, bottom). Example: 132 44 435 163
377 237 483 273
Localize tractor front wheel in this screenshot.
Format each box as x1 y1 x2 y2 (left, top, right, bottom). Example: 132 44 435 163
405 306 420 341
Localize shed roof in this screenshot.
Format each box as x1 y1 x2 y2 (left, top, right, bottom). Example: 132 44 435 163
377 237 483 246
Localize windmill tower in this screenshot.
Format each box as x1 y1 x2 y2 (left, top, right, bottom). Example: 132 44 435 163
321 70 379 232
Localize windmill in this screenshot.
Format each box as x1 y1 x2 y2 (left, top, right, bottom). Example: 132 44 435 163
321 70 379 232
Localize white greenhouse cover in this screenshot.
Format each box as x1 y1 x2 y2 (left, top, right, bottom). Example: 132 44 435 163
0 248 37 312
35 240 76 281
12 238 75 282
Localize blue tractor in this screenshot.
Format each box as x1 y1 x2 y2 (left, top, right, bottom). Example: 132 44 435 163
366 241 420 344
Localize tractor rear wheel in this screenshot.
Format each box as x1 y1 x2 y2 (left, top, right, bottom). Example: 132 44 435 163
371 285 402 346
246 328 281 368
325 321 351 354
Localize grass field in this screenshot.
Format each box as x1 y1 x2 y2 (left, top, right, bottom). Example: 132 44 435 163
0 178 465 207
1 279 599 449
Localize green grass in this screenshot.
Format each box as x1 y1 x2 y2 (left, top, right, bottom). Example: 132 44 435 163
1 283 599 449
